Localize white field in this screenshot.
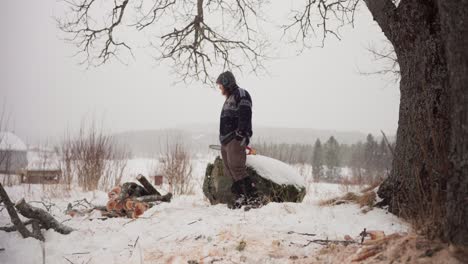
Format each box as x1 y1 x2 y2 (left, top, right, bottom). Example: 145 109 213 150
0 155 408 264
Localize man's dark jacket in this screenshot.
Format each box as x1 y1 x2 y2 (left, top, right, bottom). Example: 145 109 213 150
219 86 253 145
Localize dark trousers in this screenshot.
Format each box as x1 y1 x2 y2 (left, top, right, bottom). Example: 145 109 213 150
221 139 247 182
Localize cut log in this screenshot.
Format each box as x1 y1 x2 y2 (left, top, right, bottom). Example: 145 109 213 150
15 198 74 235
93 205 108 211
134 193 173 203
136 174 161 196
117 182 150 201
0 183 44 241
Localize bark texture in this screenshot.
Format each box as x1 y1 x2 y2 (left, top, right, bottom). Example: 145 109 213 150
437 0 468 246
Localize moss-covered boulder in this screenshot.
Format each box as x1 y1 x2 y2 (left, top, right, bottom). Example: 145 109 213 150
203 155 307 205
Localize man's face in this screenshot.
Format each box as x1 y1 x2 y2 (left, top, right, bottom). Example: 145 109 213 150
218 84 227 96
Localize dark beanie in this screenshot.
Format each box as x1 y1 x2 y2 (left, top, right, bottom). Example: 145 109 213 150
216 71 238 91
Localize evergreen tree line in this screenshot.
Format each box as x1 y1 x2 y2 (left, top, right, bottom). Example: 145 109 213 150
254 134 394 183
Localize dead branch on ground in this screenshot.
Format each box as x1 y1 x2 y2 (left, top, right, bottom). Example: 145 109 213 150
15 199 74 235
0 183 46 241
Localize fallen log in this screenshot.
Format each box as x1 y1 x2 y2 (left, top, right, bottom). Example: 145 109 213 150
93 205 108 211
0 219 34 232
15 198 74 235
134 193 173 203
31 220 45 241
137 174 161 196
0 183 44 241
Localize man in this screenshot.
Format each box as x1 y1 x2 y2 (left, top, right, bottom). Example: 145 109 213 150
217 71 258 209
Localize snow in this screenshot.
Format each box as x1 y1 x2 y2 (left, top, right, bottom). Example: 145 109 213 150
0 132 27 151
0 156 409 264
247 155 306 188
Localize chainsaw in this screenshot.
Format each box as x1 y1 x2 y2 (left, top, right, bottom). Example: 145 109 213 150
209 144 257 155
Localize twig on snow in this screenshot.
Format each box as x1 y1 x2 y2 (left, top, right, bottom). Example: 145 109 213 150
188 218 202 225
291 238 357 247
287 231 316 237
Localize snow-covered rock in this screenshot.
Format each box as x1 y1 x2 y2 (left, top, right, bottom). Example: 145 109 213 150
203 155 307 205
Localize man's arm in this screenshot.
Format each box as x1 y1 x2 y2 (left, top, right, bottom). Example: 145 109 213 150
236 90 252 143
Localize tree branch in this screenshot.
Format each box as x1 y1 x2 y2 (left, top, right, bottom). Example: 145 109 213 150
58 0 132 66
58 0 268 84
283 0 360 48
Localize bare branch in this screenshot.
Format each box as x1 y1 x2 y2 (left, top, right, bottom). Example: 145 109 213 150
58 0 132 67
358 41 400 83
283 0 360 48
58 0 268 84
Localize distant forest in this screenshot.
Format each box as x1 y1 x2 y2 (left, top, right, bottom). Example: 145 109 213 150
254 134 394 183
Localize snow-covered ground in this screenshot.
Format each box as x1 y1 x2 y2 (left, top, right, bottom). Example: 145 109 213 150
0 156 409 264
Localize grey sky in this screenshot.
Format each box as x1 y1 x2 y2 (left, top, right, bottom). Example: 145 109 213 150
0 0 400 145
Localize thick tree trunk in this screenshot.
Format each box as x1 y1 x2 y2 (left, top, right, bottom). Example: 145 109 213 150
437 0 468 247
367 0 451 238
368 0 468 246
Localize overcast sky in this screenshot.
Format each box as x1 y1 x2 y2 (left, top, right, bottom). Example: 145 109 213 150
0 0 400 145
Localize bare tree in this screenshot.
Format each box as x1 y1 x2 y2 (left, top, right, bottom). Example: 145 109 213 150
60 119 129 191
158 137 193 195
59 131 74 190
99 145 130 190
58 0 268 83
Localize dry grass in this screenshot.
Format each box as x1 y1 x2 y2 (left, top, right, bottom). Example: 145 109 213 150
60 119 129 191
158 138 194 195
319 191 376 209
315 232 466 264
360 180 383 193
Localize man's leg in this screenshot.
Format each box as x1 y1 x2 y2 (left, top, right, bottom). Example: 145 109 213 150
221 144 234 179
223 139 248 208
226 139 248 182
226 139 261 207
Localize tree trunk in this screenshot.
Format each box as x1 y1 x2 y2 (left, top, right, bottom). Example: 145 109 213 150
367 0 451 238
437 0 468 246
